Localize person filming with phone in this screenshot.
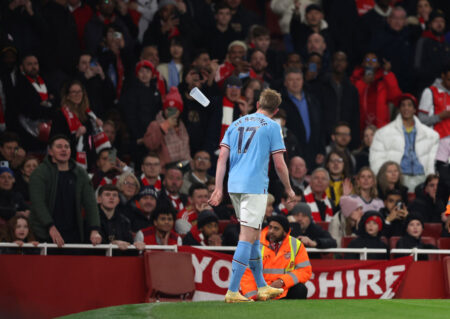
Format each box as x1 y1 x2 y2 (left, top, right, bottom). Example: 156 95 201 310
379 189 409 238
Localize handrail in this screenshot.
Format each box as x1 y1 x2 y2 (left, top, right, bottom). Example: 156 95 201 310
390 248 450 261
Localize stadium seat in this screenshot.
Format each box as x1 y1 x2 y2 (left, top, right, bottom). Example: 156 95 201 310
390 236 437 260
144 251 195 302
443 257 450 298
422 223 443 239
341 236 354 248
389 236 401 250
437 238 450 260
407 192 416 202
316 221 329 232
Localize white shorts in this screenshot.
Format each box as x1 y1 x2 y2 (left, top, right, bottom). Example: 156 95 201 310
229 193 268 229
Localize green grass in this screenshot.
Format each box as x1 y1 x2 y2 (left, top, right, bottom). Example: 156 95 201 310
59 300 450 319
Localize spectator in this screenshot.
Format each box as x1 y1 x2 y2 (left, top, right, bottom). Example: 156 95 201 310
369 93 439 191
1 215 39 255
176 183 210 234
225 0 261 37
409 174 446 223
120 60 162 164
125 185 158 233
326 122 356 173
84 0 133 54
68 0 94 49
215 41 249 88
407 0 433 31
90 148 130 189
159 166 187 213
156 37 185 89
49 80 104 170
29 135 101 246
74 52 115 118
303 168 335 222
97 184 145 251
370 6 415 92
0 166 29 223
143 87 190 169
205 2 242 61
182 210 222 246
189 51 220 92
14 54 55 152
0 131 26 171
290 4 331 58
180 151 213 196
136 202 182 245
352 167 384 213
395 213 436 260
350 51 402 130
376 161 409 203
329 196 363 248
271 109 301 159
248 50 272 87
345 210 389 260
414 10 450 93
324 149 352 207
312 52 360 149
277 187 303 216
242 78 263 112
139 153 162 189
13 156 39 202
353 125 377 173
279 68 324 169
116 171 140 207
241 214 312 300
127 0 158 43
418 65 450 196
305 33 329 67
289 203 337 250
139 45 167 99
379 189 408 238
271 53 304 91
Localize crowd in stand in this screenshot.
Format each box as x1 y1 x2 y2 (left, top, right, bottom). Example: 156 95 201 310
0 0 450 260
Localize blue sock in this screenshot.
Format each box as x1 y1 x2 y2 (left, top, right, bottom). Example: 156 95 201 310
229 241 252 292
249 240 267 288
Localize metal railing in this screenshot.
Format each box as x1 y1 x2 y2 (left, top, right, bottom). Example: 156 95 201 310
1 243 449 261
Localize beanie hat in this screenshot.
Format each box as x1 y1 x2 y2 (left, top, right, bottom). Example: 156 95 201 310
268 214 290 233
135 60 156 75
197 210 219 229
290 203 312 219
404 212 424 232
305 4 322 14
428 10 446 24
396 93 418 108
340 196 362 218
224 75 242 88
365 215 383 231
158 0 176 11
163 87 183 112
137 186 158 200
0 166 14 178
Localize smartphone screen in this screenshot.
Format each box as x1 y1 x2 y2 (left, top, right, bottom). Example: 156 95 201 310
108 149 117 164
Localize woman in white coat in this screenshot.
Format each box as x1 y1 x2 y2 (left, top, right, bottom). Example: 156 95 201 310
369 93 439 192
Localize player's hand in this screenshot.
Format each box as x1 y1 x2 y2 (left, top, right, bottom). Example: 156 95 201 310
49 226 64 247
286 188 296 204
208 189 223 206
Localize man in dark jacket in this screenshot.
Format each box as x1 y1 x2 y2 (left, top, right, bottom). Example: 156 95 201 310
125 185 158 233
29 135 101 245
312 52 360 150
279 68 324 170
289 203 337 252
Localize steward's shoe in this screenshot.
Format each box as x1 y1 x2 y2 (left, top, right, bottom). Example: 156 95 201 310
224 290 254 303
257 286 284 301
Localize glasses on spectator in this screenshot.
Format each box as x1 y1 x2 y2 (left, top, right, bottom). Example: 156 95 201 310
365 58 377 62
195 157 210 162
226 85 242 89
330 158 344 164
123 180 137 188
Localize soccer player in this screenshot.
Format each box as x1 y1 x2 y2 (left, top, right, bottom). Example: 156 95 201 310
209 88 296 303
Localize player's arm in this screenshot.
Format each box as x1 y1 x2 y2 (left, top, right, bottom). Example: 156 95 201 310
272 152 295 202
209 146 230 206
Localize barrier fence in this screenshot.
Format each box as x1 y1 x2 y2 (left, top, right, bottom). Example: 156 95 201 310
1 243 450 261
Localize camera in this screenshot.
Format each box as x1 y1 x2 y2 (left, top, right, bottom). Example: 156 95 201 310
113 32 122 39
395 201 403 210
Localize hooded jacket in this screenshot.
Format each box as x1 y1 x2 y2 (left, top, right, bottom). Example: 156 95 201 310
240 226 312 299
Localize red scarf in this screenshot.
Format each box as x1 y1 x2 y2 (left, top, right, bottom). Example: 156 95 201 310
422 30 445 43
176 207 198 225
140 174 162 191
99 176 118 187
304 186 334 222
96 11 115 25
168 27 180 40
25 74 48 101
188 225 206 246
166 191 184 212
156 71 167 100
220 96 234 142
141 226 180 245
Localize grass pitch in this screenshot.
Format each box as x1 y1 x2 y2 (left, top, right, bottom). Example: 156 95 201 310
60 300 450 319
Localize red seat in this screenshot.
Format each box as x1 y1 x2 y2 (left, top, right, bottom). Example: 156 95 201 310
438 238 450 260
391 236 437 260
316 221 329 232
390 236 401 249
407 192 416 202
422 223 443 239
341 236 354 248
443 256 450 298
144 251 195 302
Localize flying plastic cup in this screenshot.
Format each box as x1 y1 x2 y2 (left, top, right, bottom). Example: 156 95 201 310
189 87 210 107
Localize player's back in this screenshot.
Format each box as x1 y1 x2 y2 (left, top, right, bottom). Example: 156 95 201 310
220 113 285 194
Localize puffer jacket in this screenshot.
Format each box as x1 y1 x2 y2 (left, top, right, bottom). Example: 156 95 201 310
369 114 439 175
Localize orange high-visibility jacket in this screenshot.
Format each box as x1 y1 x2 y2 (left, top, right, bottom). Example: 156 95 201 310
446 196 450 215
240 227 312 299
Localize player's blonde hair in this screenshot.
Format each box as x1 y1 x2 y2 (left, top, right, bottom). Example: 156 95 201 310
258 88 282 114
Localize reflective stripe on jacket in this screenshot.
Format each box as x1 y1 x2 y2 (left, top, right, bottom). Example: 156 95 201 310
240 227 312 299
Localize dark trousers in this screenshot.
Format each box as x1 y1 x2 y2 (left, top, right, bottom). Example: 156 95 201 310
284 283 308 299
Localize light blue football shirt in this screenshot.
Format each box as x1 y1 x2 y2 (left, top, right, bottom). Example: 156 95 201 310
220 112 286 194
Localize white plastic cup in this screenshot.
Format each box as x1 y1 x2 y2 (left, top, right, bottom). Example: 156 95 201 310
189 87 210 107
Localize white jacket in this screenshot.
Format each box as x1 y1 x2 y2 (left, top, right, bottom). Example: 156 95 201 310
369 114 439 175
